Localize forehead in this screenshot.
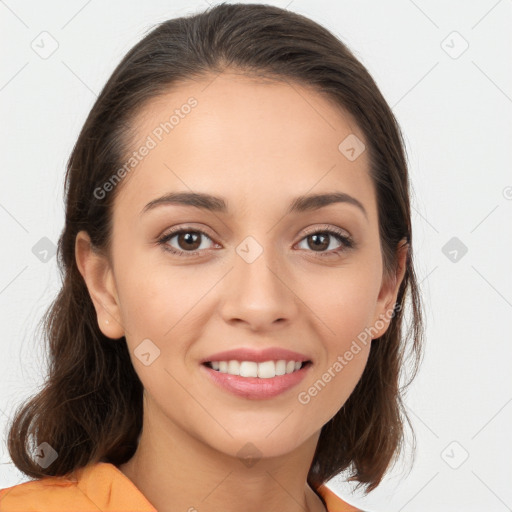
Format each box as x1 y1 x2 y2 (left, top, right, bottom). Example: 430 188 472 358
113 71 376 222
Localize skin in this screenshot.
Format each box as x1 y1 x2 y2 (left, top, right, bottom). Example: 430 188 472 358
75 70 407 512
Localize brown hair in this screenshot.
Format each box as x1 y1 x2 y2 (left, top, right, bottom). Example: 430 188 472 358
6 2 424 494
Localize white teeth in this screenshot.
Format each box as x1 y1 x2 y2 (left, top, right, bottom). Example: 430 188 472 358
209 359 305 378
228 360 240 375
257 360 275 378
239 361 258 377
275 360 286 376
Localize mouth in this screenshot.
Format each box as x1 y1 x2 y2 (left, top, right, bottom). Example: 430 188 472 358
202 359 312 378
200 359 313 400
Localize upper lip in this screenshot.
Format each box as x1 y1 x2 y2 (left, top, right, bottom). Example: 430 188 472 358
201 347 312 364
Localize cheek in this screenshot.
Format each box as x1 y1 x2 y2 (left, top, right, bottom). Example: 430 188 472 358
298 264 380 341
298 336 371 430
115 260 203 340
292 268 376 419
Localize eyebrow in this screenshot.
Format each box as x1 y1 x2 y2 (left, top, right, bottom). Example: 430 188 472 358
140 191 367 219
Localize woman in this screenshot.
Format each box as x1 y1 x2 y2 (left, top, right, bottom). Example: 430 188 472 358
0 3 424 511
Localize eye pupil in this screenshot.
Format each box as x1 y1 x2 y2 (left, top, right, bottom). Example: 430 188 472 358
309 233 329 251
179 232 201 250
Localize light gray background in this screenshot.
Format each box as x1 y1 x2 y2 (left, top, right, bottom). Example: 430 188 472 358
1 1 511 511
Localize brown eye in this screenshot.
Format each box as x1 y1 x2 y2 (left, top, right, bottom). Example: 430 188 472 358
157 225 354 258
296 228 354 257
158 228 216 256
176 231 202 251
306 233 330 251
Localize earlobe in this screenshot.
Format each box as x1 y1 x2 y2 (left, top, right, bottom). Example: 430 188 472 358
371 239 409 339
75 230 125 339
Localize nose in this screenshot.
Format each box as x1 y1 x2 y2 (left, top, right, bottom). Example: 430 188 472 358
219 241 298 331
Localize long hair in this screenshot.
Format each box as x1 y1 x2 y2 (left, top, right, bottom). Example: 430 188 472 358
6 2 424 493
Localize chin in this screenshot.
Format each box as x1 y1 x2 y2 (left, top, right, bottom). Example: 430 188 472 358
201 426 315 462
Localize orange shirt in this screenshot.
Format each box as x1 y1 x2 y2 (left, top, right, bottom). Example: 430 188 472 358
0 462 361 511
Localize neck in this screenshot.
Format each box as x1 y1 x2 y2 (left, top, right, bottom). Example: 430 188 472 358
117 400 326 512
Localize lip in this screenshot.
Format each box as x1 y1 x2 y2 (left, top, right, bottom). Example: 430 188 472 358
200 347 311 364
200 361 312 400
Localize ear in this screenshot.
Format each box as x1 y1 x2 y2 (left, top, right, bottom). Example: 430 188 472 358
75 230 125 339
370 238 409 340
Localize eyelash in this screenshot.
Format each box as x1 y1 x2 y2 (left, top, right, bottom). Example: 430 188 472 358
156 225 355 259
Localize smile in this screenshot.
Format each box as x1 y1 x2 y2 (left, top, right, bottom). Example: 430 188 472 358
200 360 312 399
204 359 307 378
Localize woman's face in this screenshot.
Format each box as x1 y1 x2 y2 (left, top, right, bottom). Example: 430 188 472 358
78 71 405 460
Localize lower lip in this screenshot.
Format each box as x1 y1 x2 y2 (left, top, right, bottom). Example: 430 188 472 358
200 363 311 400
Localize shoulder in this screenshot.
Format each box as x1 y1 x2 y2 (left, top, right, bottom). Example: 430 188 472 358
0 462 156 512
316 484 363 512
0 474 93 511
